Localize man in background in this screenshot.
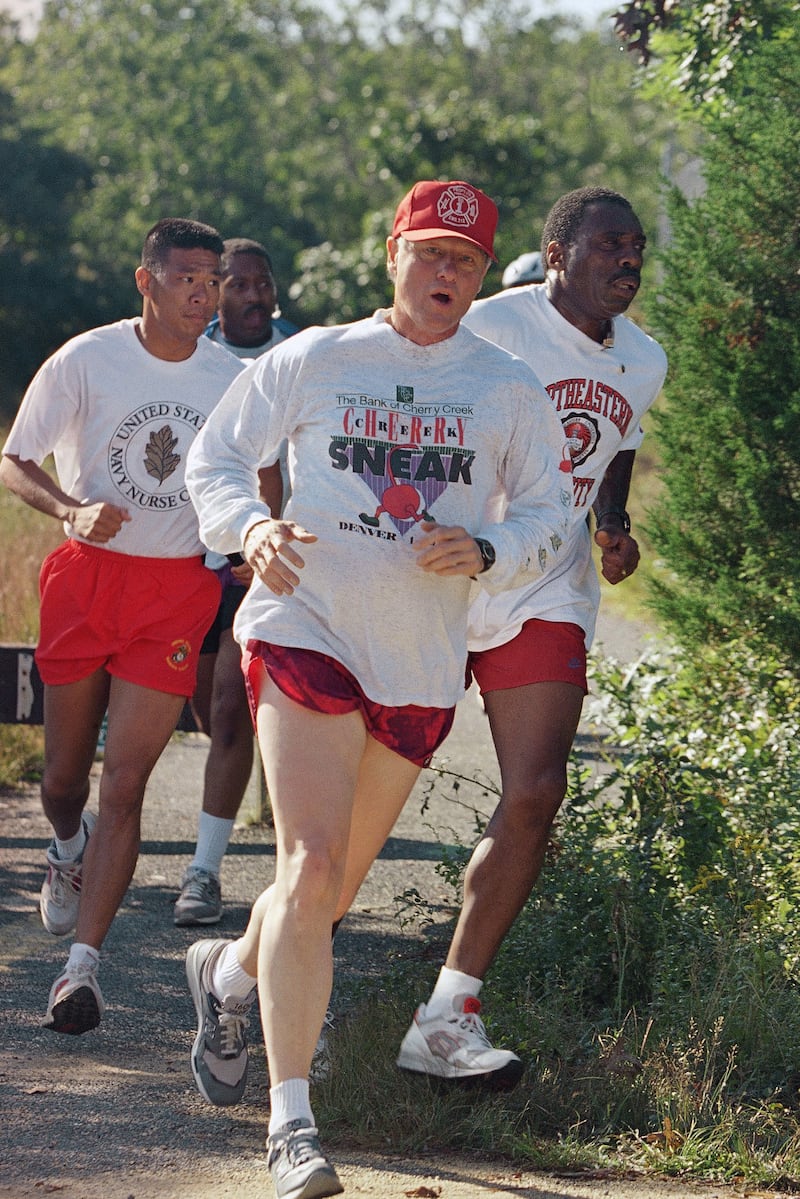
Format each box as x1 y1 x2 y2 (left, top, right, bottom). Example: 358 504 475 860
204 237 298 358
174 238 300 926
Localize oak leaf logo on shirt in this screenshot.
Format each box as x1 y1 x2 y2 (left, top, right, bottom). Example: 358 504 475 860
144 425 181 483
108 403 206 512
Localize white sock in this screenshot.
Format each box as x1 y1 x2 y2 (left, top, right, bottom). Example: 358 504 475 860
192 812 235 877
55 819 88 862
212 940 257 1000
426 966 483 1018
66 942 100 972
268 1078 313 1137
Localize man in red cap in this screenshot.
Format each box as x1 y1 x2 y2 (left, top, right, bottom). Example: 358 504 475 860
182 180 572 1199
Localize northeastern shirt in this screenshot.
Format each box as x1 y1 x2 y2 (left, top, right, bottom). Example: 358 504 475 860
186 311 573 709
463 283 667 651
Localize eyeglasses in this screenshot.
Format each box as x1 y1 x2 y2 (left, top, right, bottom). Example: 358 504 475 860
403 241 487 276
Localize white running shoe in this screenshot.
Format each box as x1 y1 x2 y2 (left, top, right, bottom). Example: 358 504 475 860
310 1009 335 1083
43 959 105 1035
397 996 523 1090
39 811 97 936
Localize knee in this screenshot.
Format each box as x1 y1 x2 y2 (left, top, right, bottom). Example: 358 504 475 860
500 767 568 833
41 768 89 809
280 840 345 916
97 760 151 814
209 698 251 750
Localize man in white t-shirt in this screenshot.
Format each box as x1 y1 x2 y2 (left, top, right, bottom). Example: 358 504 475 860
204 237 299 358
396 186 668 1087
0 218 243 1037
174 238 301 928
182 179 573 1199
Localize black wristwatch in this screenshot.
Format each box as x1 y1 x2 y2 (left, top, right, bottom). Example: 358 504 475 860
474 537 496 573
594 508 631 534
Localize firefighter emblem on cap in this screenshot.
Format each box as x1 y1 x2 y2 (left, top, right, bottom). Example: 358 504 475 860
437 184 480 230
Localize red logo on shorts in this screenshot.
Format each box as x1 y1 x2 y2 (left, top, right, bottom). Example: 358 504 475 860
167 639 191 671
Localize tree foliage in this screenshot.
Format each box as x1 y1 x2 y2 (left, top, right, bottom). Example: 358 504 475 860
0 84 96 412
643 30 800 666
0 0 676 414
613 0 797 103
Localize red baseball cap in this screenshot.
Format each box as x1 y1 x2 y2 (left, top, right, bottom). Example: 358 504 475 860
392 180 498 261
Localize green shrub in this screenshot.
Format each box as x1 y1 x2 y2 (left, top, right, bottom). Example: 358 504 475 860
323 640 800 1184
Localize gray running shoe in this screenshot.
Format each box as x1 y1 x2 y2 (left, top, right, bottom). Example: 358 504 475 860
43 959 105 1035
186 938 255 1106
267 1119 343 1199
174 867 222 926
40 810 97 936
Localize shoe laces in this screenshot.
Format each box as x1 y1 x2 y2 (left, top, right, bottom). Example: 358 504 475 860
213 997 252 1057
269 1123 322 1168
452 998 491 1047
48 859 82 902
183 870 218 899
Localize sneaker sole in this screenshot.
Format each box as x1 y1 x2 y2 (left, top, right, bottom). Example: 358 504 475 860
275 1165 343 1199
397 1055 523 1091
186 941 218 1104
43 986 102 1036
174 908 223 927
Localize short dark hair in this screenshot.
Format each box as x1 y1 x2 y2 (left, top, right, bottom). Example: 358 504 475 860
141 218 224 274
540 187 633 259
221 237 274 275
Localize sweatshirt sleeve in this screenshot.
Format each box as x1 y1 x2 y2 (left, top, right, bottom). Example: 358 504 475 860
474 372 573 594
186 355 292 554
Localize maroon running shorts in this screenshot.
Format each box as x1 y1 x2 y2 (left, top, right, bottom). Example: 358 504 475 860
241 640 455 767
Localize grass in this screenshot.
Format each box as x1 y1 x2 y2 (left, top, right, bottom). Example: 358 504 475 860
0 440 62 786
309 643 800 1188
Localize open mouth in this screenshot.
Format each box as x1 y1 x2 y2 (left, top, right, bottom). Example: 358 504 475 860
431 291 454 306
612 274 639 296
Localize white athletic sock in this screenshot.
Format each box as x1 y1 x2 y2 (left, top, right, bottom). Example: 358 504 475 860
55 819 88 862
426 965 483 1018
66 942 100 972
212 940 257 1000
268 1078 313 1137
191 812 235 877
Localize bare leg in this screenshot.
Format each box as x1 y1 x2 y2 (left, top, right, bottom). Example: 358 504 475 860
75 677 184 949
248 671 422 1085
190 653 215 736
233 734 420 977
445 681 584 979
255 675 364 1083
199 628 254 820
41 671 110 839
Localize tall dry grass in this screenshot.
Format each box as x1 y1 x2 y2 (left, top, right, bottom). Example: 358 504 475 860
0 438 63 785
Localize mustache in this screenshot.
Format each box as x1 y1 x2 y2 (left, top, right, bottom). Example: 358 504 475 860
612 270 640 285
242 303 270 317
